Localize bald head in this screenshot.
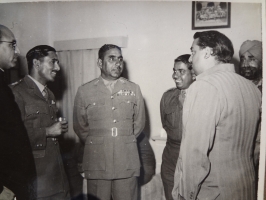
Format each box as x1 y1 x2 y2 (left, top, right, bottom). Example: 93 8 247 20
0 25 19 70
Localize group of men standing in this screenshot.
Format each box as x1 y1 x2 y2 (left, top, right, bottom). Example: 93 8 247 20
161 31 262 200
0 23 263 200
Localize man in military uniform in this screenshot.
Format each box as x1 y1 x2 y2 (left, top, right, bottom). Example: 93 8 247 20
160 54 195 200
73 44 145 200
0 24 36 200
11 45 70 199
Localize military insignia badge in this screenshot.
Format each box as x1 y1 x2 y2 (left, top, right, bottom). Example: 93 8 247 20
117 90 135 96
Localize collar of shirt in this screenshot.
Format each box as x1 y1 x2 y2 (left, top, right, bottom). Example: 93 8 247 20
100 76 118 87
28 75 46 93
196 63 235 81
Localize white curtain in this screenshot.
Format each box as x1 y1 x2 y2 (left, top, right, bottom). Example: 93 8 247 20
56 49 100 142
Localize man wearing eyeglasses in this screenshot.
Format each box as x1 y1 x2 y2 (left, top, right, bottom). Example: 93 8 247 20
0 24 36 199
11 45 70 199
73 44 145 200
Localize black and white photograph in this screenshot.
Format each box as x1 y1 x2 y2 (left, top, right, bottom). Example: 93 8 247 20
0 0 265 200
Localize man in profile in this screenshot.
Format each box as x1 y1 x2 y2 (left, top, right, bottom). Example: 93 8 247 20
73 44 145 200
11 45 70 199
172 31 261 200
0 24 36 199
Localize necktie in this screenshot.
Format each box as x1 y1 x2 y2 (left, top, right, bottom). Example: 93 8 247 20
42 87 48 100
107 81 115 93
179 90 186 106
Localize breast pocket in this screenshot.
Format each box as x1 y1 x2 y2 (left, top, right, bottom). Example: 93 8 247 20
118 98 136 119
83 136 105 171
25 105 49 128
164 106 179 127
85 99 109 120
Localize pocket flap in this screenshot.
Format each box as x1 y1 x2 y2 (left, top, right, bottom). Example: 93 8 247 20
125 135 137 143
25 105 49 115
164 106 177 114
86 136 104 145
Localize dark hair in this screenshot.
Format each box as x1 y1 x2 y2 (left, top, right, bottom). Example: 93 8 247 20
26 45 56 73
98 44 121 61
193 30 234 63
174 54 192 70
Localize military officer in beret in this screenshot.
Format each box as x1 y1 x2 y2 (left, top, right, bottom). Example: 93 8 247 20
11 45 70 199
73 44 145 200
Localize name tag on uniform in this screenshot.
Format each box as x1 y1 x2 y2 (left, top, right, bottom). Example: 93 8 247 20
117 90 135 96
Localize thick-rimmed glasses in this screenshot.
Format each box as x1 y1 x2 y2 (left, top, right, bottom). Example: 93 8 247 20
0 41 17 50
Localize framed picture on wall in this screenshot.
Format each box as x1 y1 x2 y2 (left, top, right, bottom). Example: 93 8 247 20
192 1 231 30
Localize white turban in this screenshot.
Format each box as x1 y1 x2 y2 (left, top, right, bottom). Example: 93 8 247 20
239 40 262 62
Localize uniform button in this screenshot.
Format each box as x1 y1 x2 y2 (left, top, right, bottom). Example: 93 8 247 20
36 111 39 114
113 119 117 123
54 142 58 145
112 107 115 110
93 103 96 105
37 144 39 147
51 116 54 119
111 96 114 99
127 101 130 103
40 144 43 147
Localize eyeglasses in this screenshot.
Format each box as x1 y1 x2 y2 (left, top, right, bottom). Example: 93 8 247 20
0 41 17 50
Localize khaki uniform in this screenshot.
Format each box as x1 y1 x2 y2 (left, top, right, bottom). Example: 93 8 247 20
73 77 145 180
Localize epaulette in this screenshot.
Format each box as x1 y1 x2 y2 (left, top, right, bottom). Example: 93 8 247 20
82 78 99 86
9 79 22 87
165 87 177 92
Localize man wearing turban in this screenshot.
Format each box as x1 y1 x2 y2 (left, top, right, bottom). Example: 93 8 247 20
239 40 262 92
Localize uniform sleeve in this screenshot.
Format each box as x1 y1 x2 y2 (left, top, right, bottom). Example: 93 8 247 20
133 84 145 137
73 87 89 143
173 81 221 200
160 93 166 131
12 89 47 150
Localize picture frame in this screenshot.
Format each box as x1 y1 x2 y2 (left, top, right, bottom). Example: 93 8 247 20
192 1 231 30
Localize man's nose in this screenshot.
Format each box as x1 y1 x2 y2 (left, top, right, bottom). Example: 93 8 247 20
189 55 192 62
15 46 20 55
54 63 60 71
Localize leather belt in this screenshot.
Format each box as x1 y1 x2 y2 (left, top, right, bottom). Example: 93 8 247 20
88 128 133 137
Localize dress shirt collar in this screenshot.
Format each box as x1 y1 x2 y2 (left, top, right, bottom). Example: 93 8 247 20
28 75 46 93
196 63 235 81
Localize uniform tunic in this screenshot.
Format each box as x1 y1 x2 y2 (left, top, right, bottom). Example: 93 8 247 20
160 88 183 200
73 77 145 180
173 64 261 200
11 76 69 198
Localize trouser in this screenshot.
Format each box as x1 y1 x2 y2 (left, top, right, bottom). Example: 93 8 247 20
37 191 70 200
87 177 138 200
161 161 176 200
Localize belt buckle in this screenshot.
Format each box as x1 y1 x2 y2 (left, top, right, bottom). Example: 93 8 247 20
112 127 117 137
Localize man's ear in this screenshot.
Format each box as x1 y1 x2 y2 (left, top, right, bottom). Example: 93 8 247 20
97 59 103 69
33 59 40 70
204 47 213 59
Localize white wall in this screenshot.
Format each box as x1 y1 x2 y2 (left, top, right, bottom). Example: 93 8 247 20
0 1 262 172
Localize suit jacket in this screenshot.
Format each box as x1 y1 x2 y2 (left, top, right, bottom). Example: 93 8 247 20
0 71 36 199
73 77 145 180
172 64 261 200
10 75 69 198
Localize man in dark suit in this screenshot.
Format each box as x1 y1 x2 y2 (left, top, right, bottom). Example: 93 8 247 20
0 24 36 199
11 45 70 199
